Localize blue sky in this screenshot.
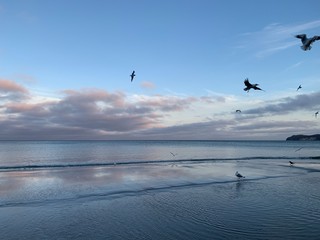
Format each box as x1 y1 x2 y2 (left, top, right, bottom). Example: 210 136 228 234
1 0 320 140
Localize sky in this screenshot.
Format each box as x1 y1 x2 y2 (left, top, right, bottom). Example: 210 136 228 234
1 0 320 140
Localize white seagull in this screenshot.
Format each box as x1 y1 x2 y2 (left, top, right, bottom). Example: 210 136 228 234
295 34 320 51
235 171 245 179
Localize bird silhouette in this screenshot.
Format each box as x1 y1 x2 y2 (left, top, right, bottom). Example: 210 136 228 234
315 111 319 118
235 171 245 179
289 161 295 166
295 34 320 51
130 71 136 82
296 85 302 91
170 152 177 157
243 78 264 92
235 110 241 113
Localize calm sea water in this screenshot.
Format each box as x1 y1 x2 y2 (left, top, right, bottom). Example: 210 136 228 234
1 140 320 239
0 140 319 168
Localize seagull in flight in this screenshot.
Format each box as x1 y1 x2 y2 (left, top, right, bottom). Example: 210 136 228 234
236 110 241 113
289 161 295 166
170 152 177 157
243 78 264 92
295 34 320 51
235 171 245 179
315 111 319 118
296 85 302 91
130 71 136 82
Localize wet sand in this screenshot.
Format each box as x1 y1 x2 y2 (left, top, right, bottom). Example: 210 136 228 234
1 160 320 239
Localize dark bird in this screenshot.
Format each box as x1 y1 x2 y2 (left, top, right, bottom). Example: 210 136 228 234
295 34 320 51
289 161 295 166
236 110 241 113
130 71 136 82
315 111 319 118
235 171 245 179
170 152 177 157
296 85 302 91
243 78 264 92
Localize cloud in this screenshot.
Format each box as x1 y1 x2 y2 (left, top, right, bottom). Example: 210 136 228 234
140 81 156 89
120 117 319 140
0 84 198 139
0 79 29 94
238 19 320 57
245 92 320 116
200 95 228 104
0 79 29 100
1 80 319 140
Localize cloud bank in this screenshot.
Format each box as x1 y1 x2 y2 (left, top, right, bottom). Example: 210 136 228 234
0 79 319 140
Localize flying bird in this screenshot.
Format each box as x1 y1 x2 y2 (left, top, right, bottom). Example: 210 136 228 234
235 171 245 179
315 111 319 118
296 85 302 91
243 78 264 92
295 147 303 152
130 71 136 82
170 152 177 157
289 161 295 166
236 110 241 113
295 34 320 51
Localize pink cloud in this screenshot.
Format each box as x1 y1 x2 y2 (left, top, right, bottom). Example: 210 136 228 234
140 81 156 89
136 95 197 112
0 79 29 94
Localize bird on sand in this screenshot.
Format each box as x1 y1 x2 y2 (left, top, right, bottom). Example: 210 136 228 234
315 111 319 118
243 78 264 92
235 171 245 179
289 161 295 166
296 85 302 91
295 34 320 51
130 71 136 82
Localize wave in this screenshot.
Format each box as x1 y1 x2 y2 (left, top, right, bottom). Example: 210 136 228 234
1 156 319 172
0 175 293 208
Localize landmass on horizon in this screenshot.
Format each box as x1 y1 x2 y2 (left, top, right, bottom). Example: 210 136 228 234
286 134 320 141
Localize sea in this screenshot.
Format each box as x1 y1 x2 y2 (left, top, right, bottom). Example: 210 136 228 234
0 140 320 239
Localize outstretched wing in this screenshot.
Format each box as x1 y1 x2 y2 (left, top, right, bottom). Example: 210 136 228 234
244 78 251 87
311 35 320 42
253 85 263 91
295 34 306 41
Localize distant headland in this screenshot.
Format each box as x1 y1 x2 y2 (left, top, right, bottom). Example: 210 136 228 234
286 134 320 141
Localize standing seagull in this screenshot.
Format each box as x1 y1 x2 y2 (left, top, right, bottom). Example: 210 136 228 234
243 78 264 92
296 85 302 91
130 71 136 82
235 171 245 179
295 34 320 51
